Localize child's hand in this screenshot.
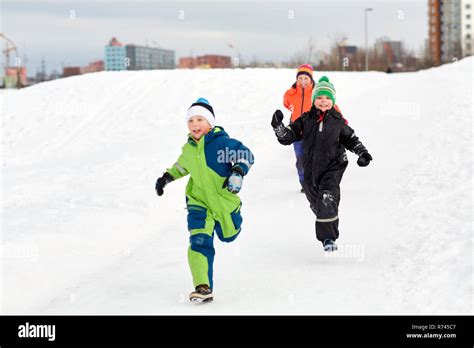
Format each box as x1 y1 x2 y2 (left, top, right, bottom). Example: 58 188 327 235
357 152 373 167
271 110 284 128
223 171 243 194
288 105 294 113
155 172 173 196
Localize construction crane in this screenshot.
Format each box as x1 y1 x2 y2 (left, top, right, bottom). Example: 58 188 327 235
0 32 23 88
0 32 18 66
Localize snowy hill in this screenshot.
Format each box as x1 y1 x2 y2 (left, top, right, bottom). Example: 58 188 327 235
1 57 472 314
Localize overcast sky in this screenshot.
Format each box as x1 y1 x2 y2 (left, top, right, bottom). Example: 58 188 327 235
1 0 428 75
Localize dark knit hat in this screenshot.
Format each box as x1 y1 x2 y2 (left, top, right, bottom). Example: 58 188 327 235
187 97 215 127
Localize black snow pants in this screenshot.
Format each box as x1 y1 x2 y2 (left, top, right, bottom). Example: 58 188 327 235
303 162 348 242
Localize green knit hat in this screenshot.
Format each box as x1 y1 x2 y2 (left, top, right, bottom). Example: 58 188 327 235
312 76 336 104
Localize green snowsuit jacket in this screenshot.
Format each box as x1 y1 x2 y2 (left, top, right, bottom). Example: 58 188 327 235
166 126 254 288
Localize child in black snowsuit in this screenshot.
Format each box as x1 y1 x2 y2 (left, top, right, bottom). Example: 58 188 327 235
271 76 373 252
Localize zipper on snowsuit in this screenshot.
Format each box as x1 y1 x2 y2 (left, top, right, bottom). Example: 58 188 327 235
311 111 326 185
318 111 326 132
300 87 305 116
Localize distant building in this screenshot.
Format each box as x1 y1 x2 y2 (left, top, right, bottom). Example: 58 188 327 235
375 38 403 66
4 67 27 88
62 66 82 77
178 57 197 69
196 55 231 68
462 0 474 56
429 0 443 64
178 55 231 69
62 60 104 77
105 37 127 71
441 0 462 62
81 60 104 74
126 45 175 70
338 45 358 70
104 37 175 71
428 0 472 64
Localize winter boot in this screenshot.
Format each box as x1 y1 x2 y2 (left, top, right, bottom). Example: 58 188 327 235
189 284 213 303
323 239 338 252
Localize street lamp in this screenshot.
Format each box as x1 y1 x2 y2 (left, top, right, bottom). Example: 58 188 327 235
364 8 373 71
228 43 241 68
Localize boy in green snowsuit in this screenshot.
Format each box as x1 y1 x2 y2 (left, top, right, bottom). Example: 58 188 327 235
155 98 254 303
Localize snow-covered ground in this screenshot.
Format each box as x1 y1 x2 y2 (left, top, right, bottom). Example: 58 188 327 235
1 58 472 314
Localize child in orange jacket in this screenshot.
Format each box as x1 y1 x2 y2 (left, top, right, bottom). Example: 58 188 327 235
283 64 315 192
283 65 345 193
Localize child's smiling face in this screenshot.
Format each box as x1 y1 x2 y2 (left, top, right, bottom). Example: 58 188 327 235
314 95 333 112
188 115 211 140
297 75 311 89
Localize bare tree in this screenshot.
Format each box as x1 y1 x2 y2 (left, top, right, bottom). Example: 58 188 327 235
289 37 317 67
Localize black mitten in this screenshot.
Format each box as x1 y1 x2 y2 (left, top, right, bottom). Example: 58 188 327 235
357 152 373 167
155 172 174 196
271 110 284 128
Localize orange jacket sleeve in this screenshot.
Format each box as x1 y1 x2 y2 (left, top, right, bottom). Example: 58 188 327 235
283 89 292 110
334 104 348 125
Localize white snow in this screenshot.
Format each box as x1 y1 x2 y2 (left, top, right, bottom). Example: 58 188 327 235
1 58 472 314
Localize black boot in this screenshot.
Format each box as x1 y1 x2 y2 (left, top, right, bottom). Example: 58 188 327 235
323 239 338 252
189 284 213 303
